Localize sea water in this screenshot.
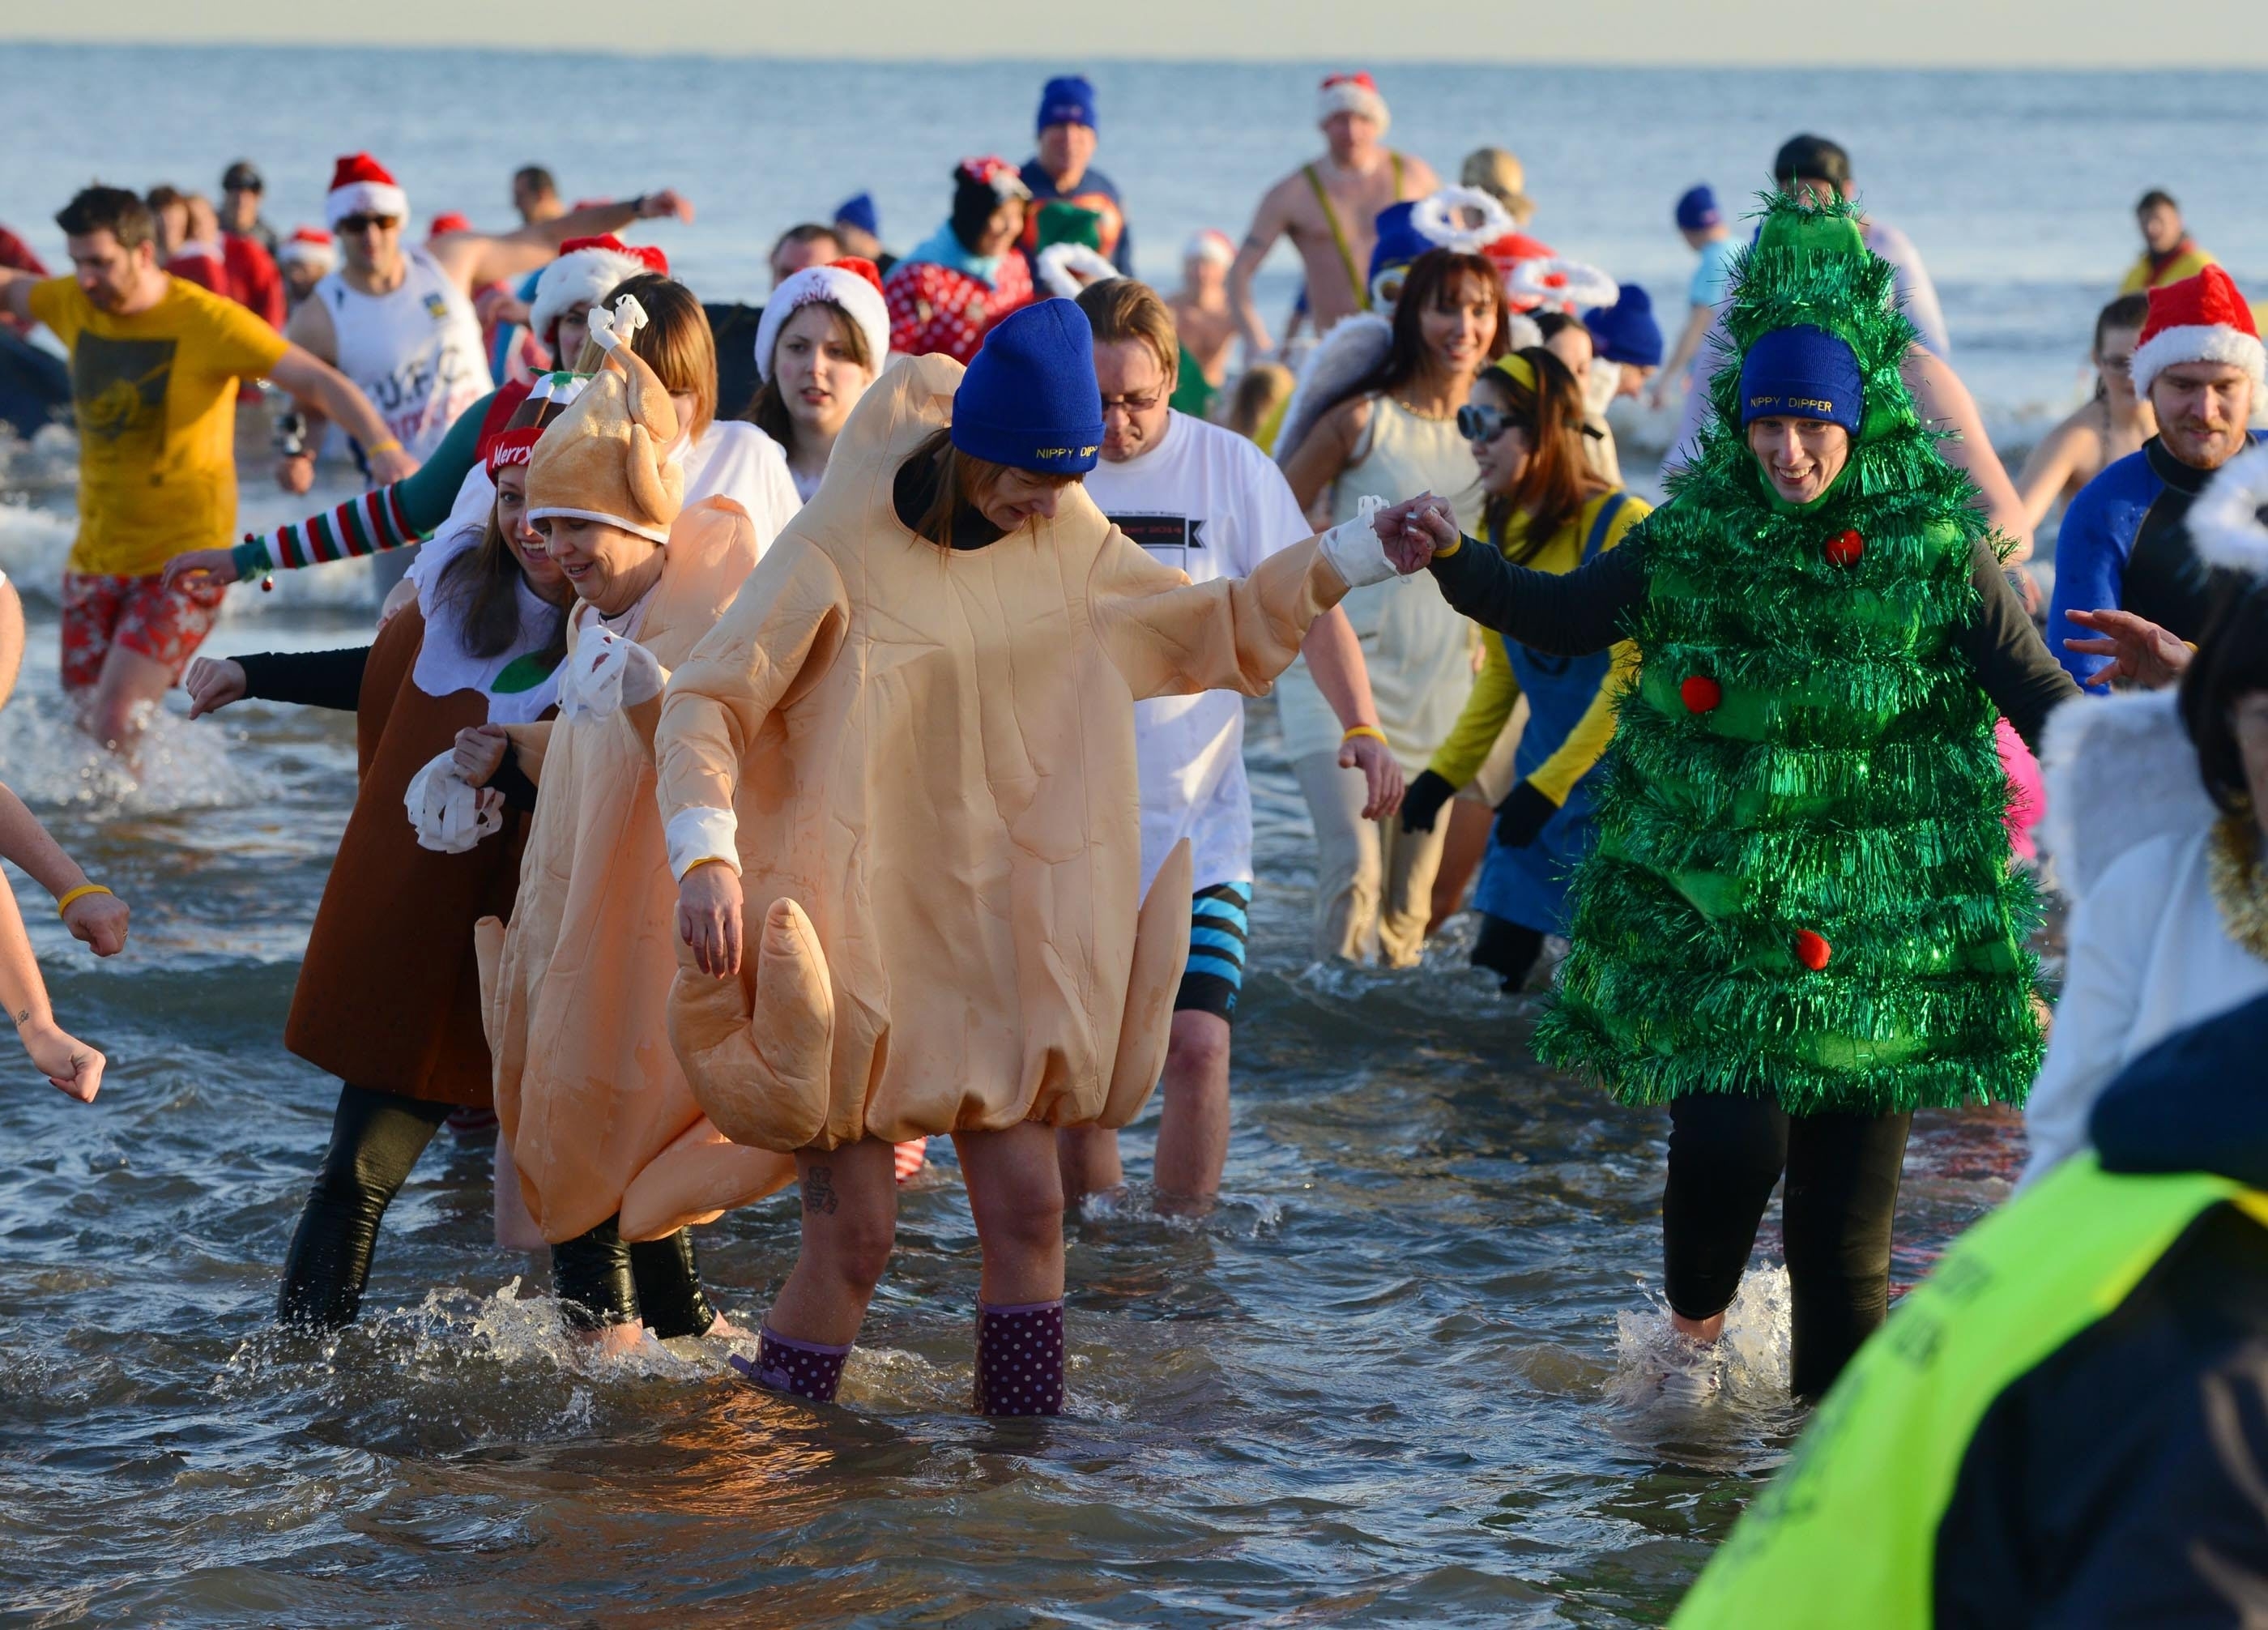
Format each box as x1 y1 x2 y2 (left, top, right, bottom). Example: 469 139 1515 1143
0 44 2212 1627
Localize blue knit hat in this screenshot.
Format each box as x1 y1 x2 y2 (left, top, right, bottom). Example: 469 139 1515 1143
1584 284 1664 367
1675 185 1721 233
952 300 1104 475
833 192 879 237
1038 75 1098 134
1738 324 1864 433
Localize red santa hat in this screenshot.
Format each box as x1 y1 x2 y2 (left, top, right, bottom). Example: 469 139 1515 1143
426 211 473 241
753 256 891 384
325 153 409 227
527 235 669 355
2128 265 2265 399
1318 72 1389 134
275 226 335 273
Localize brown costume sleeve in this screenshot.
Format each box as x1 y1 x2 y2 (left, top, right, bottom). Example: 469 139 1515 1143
1087 528 1351 702
653 537 852 827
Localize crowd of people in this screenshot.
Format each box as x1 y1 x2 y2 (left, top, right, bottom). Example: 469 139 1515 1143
2 66 2266 1618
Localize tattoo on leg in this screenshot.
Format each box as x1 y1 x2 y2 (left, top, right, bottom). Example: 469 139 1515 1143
802 1165 838 1216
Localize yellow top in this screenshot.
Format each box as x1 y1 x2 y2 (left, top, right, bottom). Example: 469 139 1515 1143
30 275 288 576
1426 489 1648 803
2117 242 2216 296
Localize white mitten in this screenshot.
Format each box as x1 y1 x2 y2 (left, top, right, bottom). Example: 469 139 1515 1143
558 627 664 721
404 750 503 854
1319 493 1397 587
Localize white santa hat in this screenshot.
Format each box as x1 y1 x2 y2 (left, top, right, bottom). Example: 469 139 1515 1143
1318 71 1389 134
1036 242 1120 301
324 153 409 228
2188 440 2268 578
1183 228 1236 267
275 227 335 274
753 257 892 384
528 235 668 354
2127 264 2266 399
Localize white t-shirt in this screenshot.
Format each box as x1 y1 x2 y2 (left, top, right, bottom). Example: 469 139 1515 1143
1081 411 1315 896
682 421 804 554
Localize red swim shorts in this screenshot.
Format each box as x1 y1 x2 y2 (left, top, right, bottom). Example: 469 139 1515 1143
60 570 228 692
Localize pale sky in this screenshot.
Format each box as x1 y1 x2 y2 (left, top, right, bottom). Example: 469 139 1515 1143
6 0 2268 66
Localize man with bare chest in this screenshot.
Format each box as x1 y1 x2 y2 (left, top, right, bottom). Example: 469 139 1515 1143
1228 72 1439 360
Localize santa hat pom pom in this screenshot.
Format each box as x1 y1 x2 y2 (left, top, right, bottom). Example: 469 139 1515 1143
2188 441 2268 578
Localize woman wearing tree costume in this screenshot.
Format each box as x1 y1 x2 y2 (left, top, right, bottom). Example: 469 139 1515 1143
1410 193 2095 1398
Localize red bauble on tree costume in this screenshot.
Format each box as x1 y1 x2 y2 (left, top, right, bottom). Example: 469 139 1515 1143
1680 675 1723 714
1826 529 1865 568
1794 929 1833 971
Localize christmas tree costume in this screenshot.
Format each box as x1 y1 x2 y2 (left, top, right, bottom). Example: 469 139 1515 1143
1424 194 2080 1394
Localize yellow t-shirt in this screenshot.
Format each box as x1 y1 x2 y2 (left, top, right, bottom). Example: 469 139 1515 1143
2116 243 2216 296
29 275 289 576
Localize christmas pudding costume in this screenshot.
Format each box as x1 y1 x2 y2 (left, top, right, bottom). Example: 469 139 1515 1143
481 312 795 1329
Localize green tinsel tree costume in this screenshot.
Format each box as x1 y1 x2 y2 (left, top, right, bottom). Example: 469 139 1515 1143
1533 192 2046 1113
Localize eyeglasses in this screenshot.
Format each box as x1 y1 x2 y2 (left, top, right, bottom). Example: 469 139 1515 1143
1456 403 1520 443
1100 387 1165 416
336 215 401 236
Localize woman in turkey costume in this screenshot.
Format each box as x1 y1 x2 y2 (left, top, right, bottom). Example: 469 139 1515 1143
1409 194 2097 1397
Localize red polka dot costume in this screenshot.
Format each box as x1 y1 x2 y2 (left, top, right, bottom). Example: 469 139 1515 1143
884 250 1034 366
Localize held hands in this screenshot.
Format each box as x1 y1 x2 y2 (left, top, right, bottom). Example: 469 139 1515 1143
1375 493 1460 574
19 1018 104 1103
162 548 242 591
183 657 248 719
2064 608 2191 691
1338 732 1405 820
676 862 744 979
452 724 509 787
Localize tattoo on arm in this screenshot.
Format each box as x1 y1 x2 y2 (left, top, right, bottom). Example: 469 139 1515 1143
801 1164 838 1215
12 1007 31 1028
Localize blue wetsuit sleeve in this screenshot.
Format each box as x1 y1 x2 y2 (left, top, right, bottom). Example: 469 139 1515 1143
2046 476 2131 685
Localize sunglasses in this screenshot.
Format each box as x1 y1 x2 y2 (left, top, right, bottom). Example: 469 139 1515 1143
336 214 401 235
1456 403 1520 443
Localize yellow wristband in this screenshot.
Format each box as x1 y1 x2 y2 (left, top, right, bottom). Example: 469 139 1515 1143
367 437 403 457
1433 531 1463 559
1341 724 1388 748
55 883 112 918
682 856 734 877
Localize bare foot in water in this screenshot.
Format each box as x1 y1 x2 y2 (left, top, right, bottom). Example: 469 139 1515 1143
706 1313 750 1342
586 1320 653 1358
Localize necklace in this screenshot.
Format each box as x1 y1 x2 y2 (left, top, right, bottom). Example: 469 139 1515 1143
2206 816 2268 962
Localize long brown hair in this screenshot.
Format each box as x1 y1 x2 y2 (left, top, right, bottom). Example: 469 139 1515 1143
902 425 1077 551
1479 348 1608 563
569 272 718 440
433 493 569 664
1317 249 1507 422
744 297 875 448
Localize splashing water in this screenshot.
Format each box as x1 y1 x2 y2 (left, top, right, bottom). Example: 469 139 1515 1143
1607 1265 1795 1409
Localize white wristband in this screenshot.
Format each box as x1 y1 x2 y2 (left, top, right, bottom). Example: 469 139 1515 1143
666 805 740 881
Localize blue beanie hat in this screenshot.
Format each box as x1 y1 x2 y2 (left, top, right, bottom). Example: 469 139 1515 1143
833 192 879 237
1675 186 1721 233
1038 75 1098 134
1584 284 1664 368
952 301 1105 476
1737 324 1864 434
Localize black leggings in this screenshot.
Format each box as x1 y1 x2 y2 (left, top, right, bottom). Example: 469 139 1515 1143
278 1083 453 1329
550 1218 718 1339
1471 914 1545 992
277 1083 716 1339
1662 1092 1914 1398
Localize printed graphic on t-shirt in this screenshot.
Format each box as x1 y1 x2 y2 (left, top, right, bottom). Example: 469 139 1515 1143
1110 510 1221 575
71 333 173 467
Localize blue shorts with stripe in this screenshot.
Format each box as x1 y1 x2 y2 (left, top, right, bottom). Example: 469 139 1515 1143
1177 881 1253 1022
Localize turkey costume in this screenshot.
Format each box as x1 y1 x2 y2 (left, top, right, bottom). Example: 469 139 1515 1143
652 301 1421 1410
480 301 795 1334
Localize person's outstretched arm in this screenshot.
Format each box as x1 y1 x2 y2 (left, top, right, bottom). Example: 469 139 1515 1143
1228 179 1294 357
0 783 129 956
0 864 105 1101
1426 522 1648 655
0 572 22 710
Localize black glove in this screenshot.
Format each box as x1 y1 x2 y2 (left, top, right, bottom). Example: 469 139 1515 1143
1491 780 1558 848
1399 769 1456 834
